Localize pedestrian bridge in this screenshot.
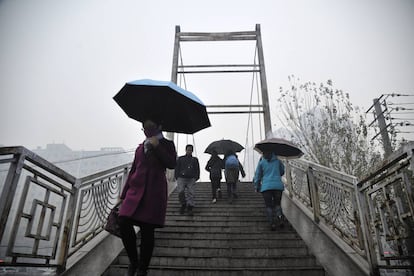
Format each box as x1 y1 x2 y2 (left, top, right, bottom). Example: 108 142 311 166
0 143 413 275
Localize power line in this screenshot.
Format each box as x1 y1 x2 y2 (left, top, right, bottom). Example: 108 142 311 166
366 93 414 154
383 93 414 97
388 102 414 105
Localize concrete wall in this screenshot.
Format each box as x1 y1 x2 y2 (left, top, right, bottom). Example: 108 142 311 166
62 232 124 276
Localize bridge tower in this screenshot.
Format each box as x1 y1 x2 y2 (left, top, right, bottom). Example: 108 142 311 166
169 24 272 141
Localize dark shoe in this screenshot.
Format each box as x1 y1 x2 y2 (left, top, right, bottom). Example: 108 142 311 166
271 223 276 231
278 215 285 228
187 206 194 216
217 188 222 199
227 192 233 204
179 204 186 214
126 264 137 276
137 268 147 276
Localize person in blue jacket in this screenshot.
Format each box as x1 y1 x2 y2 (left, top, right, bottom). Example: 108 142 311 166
253 151 285 231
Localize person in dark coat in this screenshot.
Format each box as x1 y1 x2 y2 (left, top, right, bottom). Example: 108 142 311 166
174 144 200 216
205 149 224 203
118 119 177 276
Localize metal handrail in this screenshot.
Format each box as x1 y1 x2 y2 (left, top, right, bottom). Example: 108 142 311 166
0 146 131 273
284 142 414 275
1 144 413 275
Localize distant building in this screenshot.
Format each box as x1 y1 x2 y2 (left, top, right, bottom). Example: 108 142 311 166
32 143 133 177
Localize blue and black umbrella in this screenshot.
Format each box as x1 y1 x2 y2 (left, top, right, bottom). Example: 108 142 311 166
114 79 211 134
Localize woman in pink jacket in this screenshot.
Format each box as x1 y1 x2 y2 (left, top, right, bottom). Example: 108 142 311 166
118 119 177 276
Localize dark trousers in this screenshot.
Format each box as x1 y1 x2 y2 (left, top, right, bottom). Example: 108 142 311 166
210 178 221 199
119 217 155 271
262 190 283 224
226 182 237 198
225 168 239 199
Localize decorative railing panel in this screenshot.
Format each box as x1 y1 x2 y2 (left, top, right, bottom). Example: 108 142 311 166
8 175 69 262
285 142 414 275
0 147 76 271
70 166 128 254
312 164 363 252
357 142 414 272
286 160 311 208
0 146 131 273
286 159 364 254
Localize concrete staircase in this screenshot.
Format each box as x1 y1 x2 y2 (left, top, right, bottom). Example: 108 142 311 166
103 181 326 276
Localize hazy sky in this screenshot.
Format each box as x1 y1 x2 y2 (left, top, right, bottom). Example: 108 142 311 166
1 0 413 174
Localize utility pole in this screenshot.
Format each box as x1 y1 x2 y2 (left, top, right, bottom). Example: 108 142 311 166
373 98 393 157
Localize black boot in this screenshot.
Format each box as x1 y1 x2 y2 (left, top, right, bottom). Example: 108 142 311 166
227 185 233 204
187 205 194 216
278 215 285 228
126 263 137 276
179 204 186 214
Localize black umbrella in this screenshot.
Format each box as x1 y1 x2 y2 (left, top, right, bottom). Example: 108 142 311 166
254 137 303 159
205 139 244 155
113 79 211 134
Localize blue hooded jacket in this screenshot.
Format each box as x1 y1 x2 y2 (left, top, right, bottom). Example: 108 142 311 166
253 153 285 192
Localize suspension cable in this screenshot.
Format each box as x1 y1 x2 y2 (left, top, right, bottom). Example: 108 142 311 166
243 46 260 173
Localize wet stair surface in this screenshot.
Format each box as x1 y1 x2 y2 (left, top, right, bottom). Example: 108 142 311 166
103 181 326 276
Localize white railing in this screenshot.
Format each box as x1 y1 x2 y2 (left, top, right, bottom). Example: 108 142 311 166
0 146 131 274
1 144 413 275
285 142 414 275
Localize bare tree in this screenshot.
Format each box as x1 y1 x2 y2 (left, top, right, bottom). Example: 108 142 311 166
275 75 382 179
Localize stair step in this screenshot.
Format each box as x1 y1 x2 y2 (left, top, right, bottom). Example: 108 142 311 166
156 225 291 233
107 265 326 276
153 238 307 248
154 231 301 240
137 246 310 257
146 255 319 267
103 182 326 276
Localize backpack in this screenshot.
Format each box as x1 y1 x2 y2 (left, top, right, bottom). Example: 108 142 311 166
225 155 239 169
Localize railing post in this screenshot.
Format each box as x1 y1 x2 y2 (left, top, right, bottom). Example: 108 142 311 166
122 166 130 191
56 179 80 273
0 150 25 242
307 166 320 223
285 161 293 198
354 181 379 276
